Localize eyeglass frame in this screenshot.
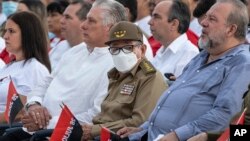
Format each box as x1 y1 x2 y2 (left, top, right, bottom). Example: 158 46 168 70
108 43 142 55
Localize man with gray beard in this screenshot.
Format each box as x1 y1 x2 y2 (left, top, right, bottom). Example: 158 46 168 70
117 0 250 140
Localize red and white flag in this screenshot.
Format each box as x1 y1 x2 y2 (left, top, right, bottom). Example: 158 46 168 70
50 103 83 141
4 79 24 126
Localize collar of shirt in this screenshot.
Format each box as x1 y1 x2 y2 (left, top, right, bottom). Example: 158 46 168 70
199 43 247 64
161 33 188 55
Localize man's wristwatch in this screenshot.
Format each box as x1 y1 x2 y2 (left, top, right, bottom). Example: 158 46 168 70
25 101 41 111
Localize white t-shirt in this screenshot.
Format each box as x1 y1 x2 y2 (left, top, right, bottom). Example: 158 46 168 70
0 58 50 113
28 42 114 129
152 34 199 79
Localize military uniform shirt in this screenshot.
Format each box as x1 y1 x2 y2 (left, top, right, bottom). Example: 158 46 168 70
91 58 167 137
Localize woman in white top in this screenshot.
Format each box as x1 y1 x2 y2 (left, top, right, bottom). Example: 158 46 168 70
0 12 51 123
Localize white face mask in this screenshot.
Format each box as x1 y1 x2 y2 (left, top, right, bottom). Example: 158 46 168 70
112 51 138 73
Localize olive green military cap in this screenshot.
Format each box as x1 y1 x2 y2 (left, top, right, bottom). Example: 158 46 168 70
105 21 143 45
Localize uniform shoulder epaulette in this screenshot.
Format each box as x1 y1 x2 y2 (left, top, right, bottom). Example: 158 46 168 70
139 59 156 75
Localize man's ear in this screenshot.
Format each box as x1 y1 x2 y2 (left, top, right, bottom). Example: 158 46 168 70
106 24 113 32
170 19 180 32
226 24 237 37
140 44 147 57
105 24 113 37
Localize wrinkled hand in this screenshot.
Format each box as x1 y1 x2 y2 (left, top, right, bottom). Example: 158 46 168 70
187 132 207 141
21 112 40 132
27 104 51 129
158 132 179 141
117 127 142 138
81 124 93 141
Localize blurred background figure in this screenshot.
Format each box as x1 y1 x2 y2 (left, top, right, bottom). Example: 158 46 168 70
136 0 151 37
244 0 250 42
1 0 18 17
47 0 69 48
183 0 202 37
17 0 48 32
41 0 55 6
193 0 216 25
84 0 95 4
0 0 7 26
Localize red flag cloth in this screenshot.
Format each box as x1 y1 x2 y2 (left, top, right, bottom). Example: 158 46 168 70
101 127 111 141
186 29 199 47
50 104 83 141
0 48 15 64
147 36 161 57
4 79 24 126
217 108 247 141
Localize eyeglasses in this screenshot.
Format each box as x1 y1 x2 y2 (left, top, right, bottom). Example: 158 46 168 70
109 44 142 55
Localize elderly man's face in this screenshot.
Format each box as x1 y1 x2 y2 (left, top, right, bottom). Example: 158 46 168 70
199 2 232 52
80 7 110 48
109 40 145 59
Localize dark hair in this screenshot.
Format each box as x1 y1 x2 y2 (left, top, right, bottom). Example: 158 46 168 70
47 0 69 15
19 0 46 22
18 0 49 41
115 0 137 22
71 0 92 21
8 12 51 72
168 0 190 34
193 0 216 18
240 0 247 5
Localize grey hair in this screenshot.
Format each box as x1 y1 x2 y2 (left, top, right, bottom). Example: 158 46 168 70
217 0 249 40
92 0 128 26
71 0 92 21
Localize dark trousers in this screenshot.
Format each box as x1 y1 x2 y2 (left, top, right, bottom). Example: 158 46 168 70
0 127 31 141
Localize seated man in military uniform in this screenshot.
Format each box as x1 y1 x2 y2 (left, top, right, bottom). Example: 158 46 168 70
81 21 167 140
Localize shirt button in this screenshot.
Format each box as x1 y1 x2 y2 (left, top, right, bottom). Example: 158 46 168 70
157 106 160 109
150 122 153 126
197 70 200 72
182 80 185 83
168 91 171 94
215 67 218 69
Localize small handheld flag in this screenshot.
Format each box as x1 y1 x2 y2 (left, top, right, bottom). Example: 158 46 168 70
101 126 129 141
4 79 24 127
50 103 83 141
